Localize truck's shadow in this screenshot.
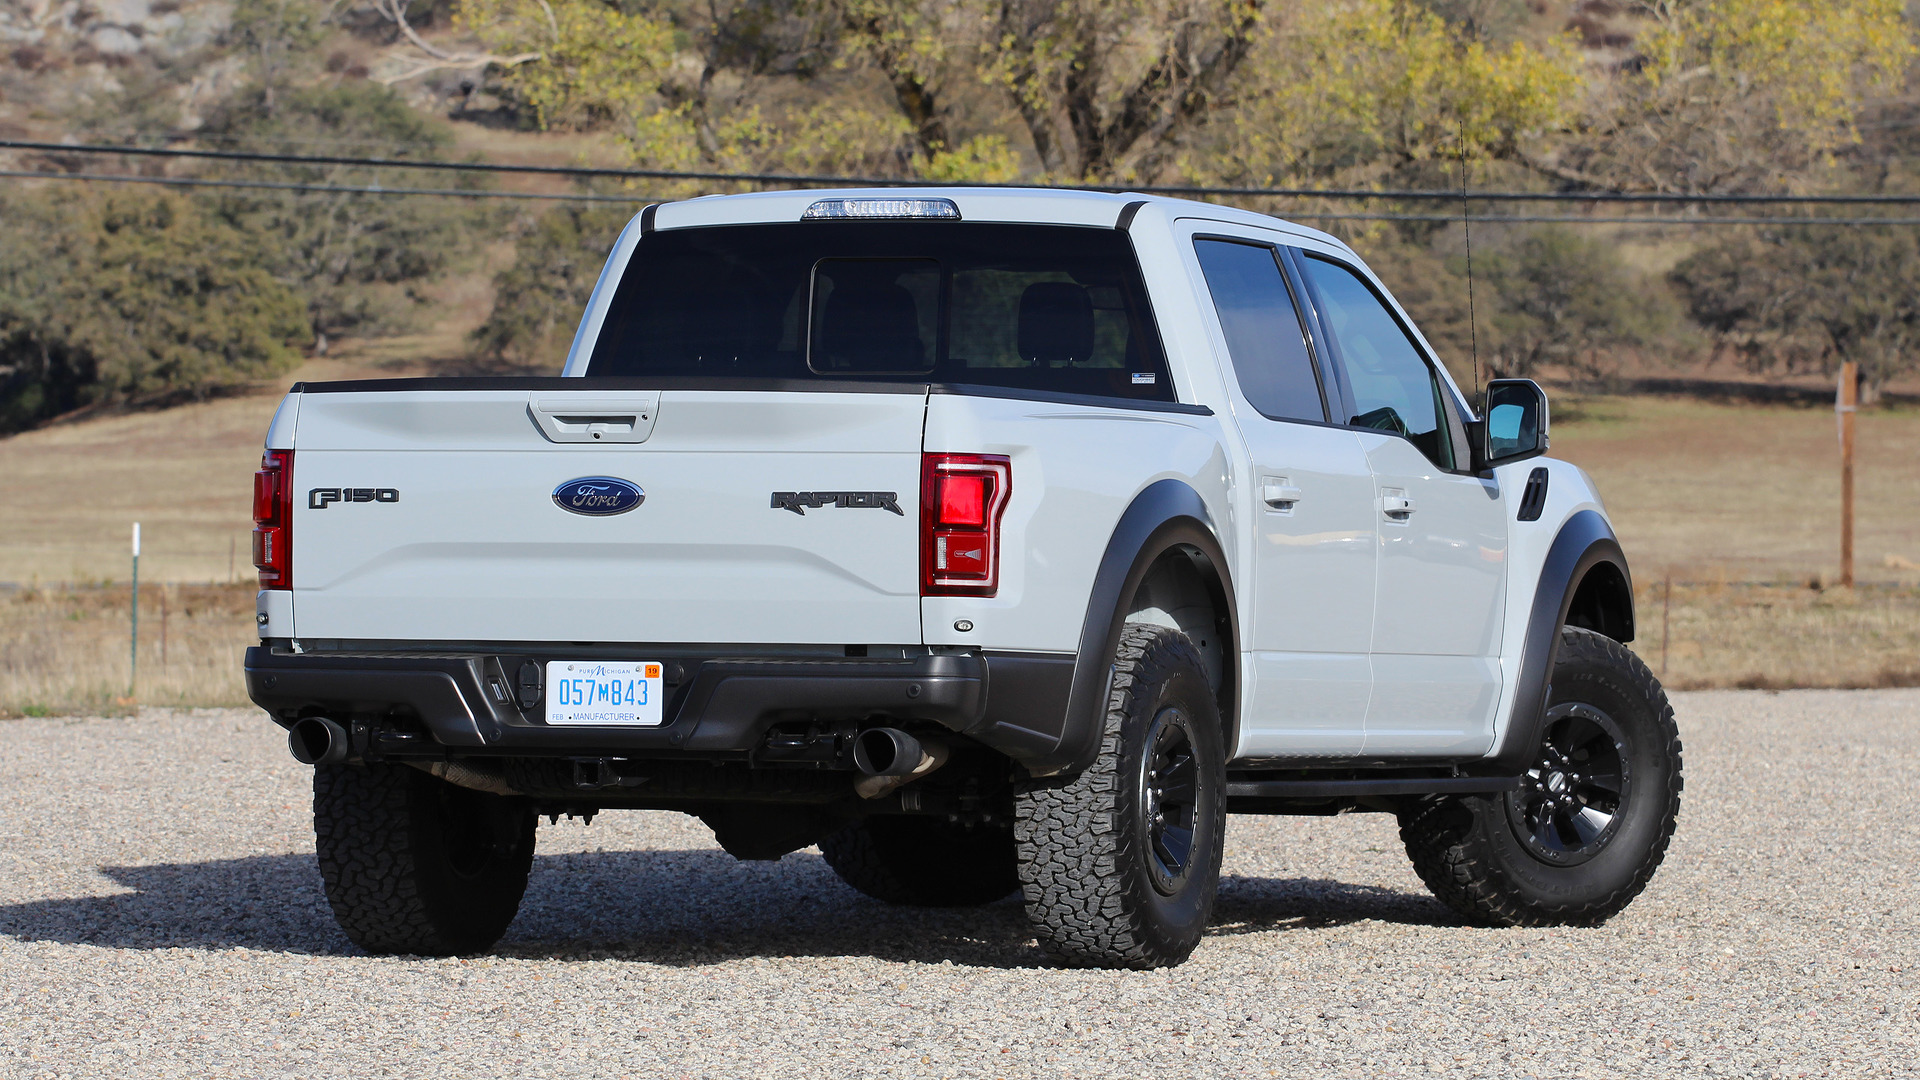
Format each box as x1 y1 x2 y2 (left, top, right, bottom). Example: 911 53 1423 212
0 850 1455 967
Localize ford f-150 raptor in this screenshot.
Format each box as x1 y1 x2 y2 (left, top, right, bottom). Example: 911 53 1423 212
245 188 1682 969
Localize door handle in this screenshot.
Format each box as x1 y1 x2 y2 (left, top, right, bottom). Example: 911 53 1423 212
1381 490 1415 520
529 394 660 443
1261 479 1303 510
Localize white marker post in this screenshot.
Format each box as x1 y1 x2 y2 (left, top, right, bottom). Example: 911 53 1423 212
1837 362 1858 588
130 523 140 699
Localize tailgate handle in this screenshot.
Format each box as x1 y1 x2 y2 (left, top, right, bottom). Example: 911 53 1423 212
529 395 660 443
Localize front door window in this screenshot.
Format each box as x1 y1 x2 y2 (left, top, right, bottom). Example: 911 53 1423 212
1299 256 1456 470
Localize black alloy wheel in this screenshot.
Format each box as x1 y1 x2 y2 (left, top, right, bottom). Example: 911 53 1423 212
1139 707 1202 895
1014 622 1227 969
1396 626 1682 927
1505 702 1631 867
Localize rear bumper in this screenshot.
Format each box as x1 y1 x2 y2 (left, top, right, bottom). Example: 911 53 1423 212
244 646 1074 766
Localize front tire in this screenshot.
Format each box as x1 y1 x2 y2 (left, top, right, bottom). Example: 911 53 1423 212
314 763 537 955
1013 623 1227 969
1399 626 1683 926
819 817 1018 906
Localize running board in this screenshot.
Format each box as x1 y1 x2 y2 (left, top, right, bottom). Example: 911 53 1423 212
1226 775 1520 799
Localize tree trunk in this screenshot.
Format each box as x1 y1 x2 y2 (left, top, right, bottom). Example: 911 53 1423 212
1857 375 1883 407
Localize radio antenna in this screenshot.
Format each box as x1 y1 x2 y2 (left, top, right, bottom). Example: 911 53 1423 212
1459 121 1481 406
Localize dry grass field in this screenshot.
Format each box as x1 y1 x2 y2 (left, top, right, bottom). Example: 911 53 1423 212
1549 394 1920 585
0 382 1916 712
1638 581 1920 690
0 583 256 716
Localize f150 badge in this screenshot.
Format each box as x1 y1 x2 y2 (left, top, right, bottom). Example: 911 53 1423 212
309 487 399 509
553 477 645 516
771 491 903 516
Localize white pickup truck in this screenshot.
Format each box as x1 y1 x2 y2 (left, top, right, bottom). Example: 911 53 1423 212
246 188 1681 969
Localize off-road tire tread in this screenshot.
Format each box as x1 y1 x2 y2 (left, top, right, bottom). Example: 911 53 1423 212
313 763 532 956
1399 626 1683 927
1012 623 1225 969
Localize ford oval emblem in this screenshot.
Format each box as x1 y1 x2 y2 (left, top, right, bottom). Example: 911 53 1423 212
553 476 644 516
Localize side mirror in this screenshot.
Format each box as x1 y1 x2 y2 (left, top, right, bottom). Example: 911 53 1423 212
1475 378 1549 471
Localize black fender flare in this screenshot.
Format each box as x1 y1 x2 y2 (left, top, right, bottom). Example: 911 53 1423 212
1030 479 1240 778
1483 508 1633 773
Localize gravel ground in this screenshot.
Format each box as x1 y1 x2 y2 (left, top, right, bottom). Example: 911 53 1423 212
2 691 1915 1079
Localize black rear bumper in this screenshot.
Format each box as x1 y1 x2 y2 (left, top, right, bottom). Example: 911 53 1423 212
244 646 1075 767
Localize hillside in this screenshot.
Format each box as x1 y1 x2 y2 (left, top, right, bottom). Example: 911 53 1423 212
1 0 1918 588
5 0 1920 432
0 353 410 586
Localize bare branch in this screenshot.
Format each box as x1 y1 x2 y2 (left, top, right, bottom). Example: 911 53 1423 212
372 51 541 86
372 0 458 60
369 0 543 83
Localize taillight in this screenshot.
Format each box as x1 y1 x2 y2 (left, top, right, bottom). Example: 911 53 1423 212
252 449 293 589
921 453 1011 596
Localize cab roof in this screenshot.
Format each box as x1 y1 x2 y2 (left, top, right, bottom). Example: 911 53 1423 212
647 186 1349 252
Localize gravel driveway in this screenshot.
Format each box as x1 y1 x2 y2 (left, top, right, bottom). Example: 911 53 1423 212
2 690 1915 1078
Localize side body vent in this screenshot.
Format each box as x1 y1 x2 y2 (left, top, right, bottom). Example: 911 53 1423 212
1516 466 1550 522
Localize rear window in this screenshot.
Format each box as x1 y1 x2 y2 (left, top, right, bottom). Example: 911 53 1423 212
585 222 1173 401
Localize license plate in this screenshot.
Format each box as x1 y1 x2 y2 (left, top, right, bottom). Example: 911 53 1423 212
545 661 664 726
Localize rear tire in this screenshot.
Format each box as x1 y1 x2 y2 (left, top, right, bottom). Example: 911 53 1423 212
1398 626 1682 927
819 817 1018 906
313 762 537 955
1013 623 1227 969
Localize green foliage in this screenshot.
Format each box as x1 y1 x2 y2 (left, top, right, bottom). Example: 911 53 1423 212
459 0 682 134
1367 226 1679 386
980 0 1263 181
1534 0 1917 192
472 205 633 370
12 0 1910 428
197 82 485 342
456 0 1266 182
1195 0 1582 186
1410 0 1532 42
1471 227 1679 380
0 191 307 433
228 0 328 110
438 0 1915 194
1672 223 1920 395
459 0 963 178
1642 0 1913 146
921 135 1023 183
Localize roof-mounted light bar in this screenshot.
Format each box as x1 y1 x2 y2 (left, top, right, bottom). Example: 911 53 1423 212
802 197 961 221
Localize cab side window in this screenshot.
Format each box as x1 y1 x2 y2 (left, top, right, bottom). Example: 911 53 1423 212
1299 255 1455 469
1194 239 1326 423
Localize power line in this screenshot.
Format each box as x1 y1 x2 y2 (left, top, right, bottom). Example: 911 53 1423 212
1130 184 1920 206
1294 211 1920 226
0 168 650 203
11 137 1920 205
8 168 1920 225
0 138 652 182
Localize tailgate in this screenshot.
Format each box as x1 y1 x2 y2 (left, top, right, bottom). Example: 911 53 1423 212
285 386 927 645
